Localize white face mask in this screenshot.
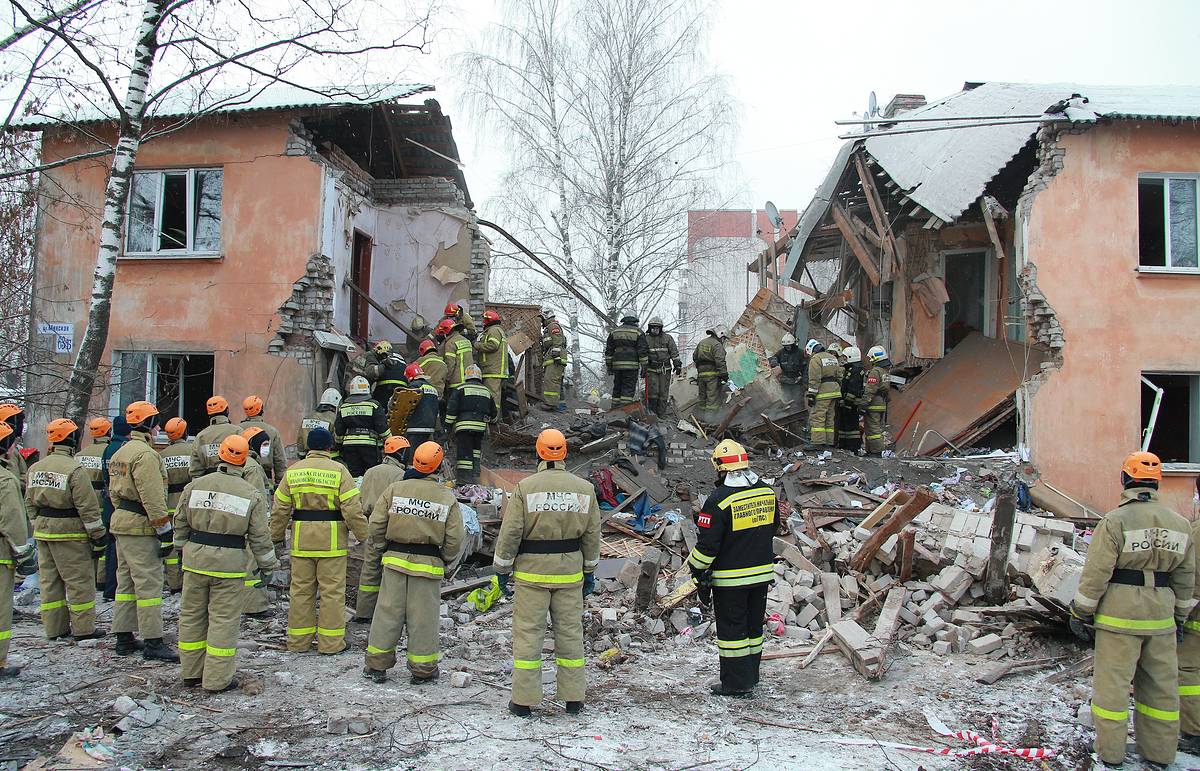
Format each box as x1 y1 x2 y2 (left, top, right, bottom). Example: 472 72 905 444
260 442 271 459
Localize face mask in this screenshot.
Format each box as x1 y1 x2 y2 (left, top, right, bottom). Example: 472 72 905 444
260 441 271 459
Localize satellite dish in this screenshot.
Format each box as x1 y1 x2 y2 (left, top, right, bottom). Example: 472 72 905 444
868 91 878 117
764 201 782 229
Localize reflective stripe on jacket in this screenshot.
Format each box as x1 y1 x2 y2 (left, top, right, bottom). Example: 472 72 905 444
369 476 464 578
270 452 367 557
445 382 496 433
476 324 509 378
688 475 778 588
442 332 475 389
807 352 841 398
26 446 105 542
693 335 727 378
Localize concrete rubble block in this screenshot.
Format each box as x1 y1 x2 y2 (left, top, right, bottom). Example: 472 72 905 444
912 633 932 646
768 582 794 607
450 671 473 688
935 625 960 644
601 608 620 628
618 632 633 649
645 617 666 635
870 574 895 594
794 570 816 587
618 561 641 588
950 511 971 534
877 534 899 565
840 575 859 601
1015 524 1037 551
967 633 1003 655
910 589 928 603
795 603 820 628
773 563 788 577
1030 544 1085 604
1040 519 1076 538
921 592 948 615
792 586 815 604
932 640 953 655
951 609 982 624
795 532 820 550
852 527 872 542
897 605 920 626
112 695 138 716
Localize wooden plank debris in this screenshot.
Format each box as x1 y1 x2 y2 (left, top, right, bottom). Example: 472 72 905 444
871 586 908 645
821 572 843 623
830 200 881 286
850 488 935 571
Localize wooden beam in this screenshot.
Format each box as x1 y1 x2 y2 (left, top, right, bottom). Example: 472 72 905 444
850 489 935 572
848 209 883 248
853 152 898 271
898 530 915 581
829 200 881 286
985 480 1017 603
981 198 1006 259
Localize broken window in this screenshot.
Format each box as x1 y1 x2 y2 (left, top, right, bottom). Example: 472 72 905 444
125 168 222 256
112 352 215 436
1139 176 1199 269
1141 372 1200 467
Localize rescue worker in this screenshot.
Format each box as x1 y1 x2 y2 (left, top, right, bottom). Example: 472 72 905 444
493 429 601 716
160 417 192 592
416 340 448 401
540 309 568 411
442 301 477 339
298 388 341 458
475 309 508 417
644 317 681 417
190 396 242 478
768 333 807 409
605 314 649 408
25 419 107 641
1182 510 1200 755
399 364 440 452
805 340 840 446
0 403 28 491
837 347 865 453
239 428 274 617
688 439 778 697
693 327 729 416
78 418 112 589
107 401 178 662
353 435 411 623
271 427 367 654
862 345 892 455
347 340 388 389
372 345 409 409
445 365 495 485
175 435 278 692
0 421 33 677
363 441 464 683
99 417 131 599
334 376 388 478
1069 452 1195 769
406 315 431 360
240 395 286 486
439 318 476 393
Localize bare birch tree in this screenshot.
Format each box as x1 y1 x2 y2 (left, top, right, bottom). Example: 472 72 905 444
460 0 733 387
0 0 441 422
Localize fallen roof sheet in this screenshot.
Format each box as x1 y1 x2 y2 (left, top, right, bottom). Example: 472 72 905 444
887 331 1046 456
781 140 857 283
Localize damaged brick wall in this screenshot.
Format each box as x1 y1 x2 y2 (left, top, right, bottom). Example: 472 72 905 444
372 177 464 207
468 223 490 317
269 252 335 365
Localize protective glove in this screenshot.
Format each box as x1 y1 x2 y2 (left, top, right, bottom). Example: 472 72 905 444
582 573 596 597
90 532 110 560
806 393 816 409
696 582 713 609
158 530 174 559
497 572 512 597
14 544 37 574
1068 603 1094 643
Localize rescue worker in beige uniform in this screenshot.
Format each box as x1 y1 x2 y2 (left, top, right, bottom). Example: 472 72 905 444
416 340 448 402
1182 512 1200 755
240 395 286 486
240 428 274 617
862 345 892 455
540 309 568 411
474 309 508 417
805 340 840 446
175 435 278 692
0 403 28 492
1070 451 1195 769
494 429 601 716
25 419 107 641
363 442 464 683
297 388 341 459
79 418 113 589
439 318 476 393
692 327 728 416
0 421 33 677
107 401 178 661
353 435 410 623
190 396 242 478
271 427 367 653
159 417 192 592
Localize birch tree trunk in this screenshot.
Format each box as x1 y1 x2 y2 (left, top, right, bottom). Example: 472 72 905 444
63 0 165 422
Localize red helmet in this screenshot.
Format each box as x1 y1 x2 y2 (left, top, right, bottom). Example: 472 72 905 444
419 339 436 355
443 302 461 318
405 363 425 381
434 319 455 336
482 309 500 326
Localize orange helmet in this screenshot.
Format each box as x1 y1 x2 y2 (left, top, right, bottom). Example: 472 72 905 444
419 339 436 355
412 441 444 474
88 417 113 438
434 319 455 337
536 429 568 462
47 418 78 444
405 363 424 381
444 302 461 318
218 435 250 466
482 309 500 326
206 396 229 415
241 426 264 441
243 395 264 417
0 403 22 422
125 401 159 425
383 435 411 456
164 417 188 441
1122 451 1162 483
0 423 11 442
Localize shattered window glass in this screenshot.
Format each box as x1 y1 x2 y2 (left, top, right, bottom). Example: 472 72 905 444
124 168 221 256
158 171 188 250
116 352 148 409
1169 178 1198 268
126 172 157 253
193 169 222 252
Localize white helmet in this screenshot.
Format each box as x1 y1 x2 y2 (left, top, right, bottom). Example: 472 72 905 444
714 326 729 339
804 339 822 356
781 333 796 346
319 388 343 408
465 364 483 381
843 346 862 364
827 342 843 356
867 345 888 364
347 376 371 396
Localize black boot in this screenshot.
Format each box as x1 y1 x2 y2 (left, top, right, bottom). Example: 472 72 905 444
204 679 239 694
1181 732 1200 754
565 701 584 714
183 678 202 688
143 638 179 662
507 701 532 717
410 671 437 685
363 667 386 684
0 665 20 678
709 681 752 698
74 630 106 642
115 632 143 656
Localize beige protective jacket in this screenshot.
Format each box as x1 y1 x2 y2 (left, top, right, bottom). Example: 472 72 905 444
25 446 105 542
416 353 448 399
297 407 336 457
173 464 277 578
270 451 367 558
189 417 241 478
360 456 406 513
160 439 193 515
108 429 170 534
240 417 286 483
807 351 841 399
475 324 508 379
369 475 464 579
76 437 109 511
0 465 29 564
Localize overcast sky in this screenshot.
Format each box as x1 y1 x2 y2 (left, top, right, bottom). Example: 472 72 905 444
412 0 1200 218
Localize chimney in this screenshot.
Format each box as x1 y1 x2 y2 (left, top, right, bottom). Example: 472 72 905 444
883 94 927 118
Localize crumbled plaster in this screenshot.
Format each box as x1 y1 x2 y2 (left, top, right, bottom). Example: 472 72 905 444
269 253 335 364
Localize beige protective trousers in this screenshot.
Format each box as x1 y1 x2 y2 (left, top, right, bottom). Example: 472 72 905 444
179 571 243 691
112 534 164 639
511 582 585 707
484 377 503 415
0 565 12 666
1091 628 1179 766
355 542 383 620
164 547 183 592
809 395 837 446
364 569 441 677
287 555 347 653
1180 626 1200 735
37 540 97 637
542 362 564 404
242 550 269 614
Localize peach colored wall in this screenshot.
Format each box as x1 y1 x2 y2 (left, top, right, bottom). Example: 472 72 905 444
1025 122 1200 516
34 113 323 452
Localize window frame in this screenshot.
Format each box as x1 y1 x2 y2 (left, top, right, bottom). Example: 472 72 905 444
1141 370 1200 473
1137 173 1200 274
122 167 223 259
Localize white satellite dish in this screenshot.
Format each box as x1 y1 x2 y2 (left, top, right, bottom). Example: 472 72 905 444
868 91 878 117
764 201 783 229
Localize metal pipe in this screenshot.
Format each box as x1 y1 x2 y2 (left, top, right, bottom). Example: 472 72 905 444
342 277 415 340
838 117 1068 141
1140 375 1164 451
835 113 1047 125
914 428 964 456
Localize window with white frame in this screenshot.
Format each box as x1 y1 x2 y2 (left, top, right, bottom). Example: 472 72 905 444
125 168 222 256
111 351 215 435
1141 372 1200 470
1138 175 1199 270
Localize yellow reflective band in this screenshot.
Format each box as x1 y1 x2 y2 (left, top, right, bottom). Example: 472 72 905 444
366 644 395 655
1135 702 1180 721
292 548 348 558
289 626 316 636
33 531 88 540
866 406 887 411
69 600 95 612
40 600 67 611
1095 614 1176 631
358 585 380 593
164 558 180 565
115 593 137 602
513 659 542 670
274 488 290 503
716 638 750 649
137 597 162 607
244 578 260 587
206 644 236 657
0 630 9 641
1186 620 1200 633
408 652 441 663
514 570 584 584
865 434 883 440
184 566 246 579
382 556 445 577
716 488 774 510
179 640 206 651
1181 685 1200 696
0 559 12 565
718 647 755 658
340 487 361 501
317 627 344 637
1091 704 1129 721
712 564 774 578
555 657 585 668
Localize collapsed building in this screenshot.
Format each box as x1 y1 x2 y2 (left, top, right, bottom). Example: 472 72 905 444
20 84 488 449
753 82 1200 515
